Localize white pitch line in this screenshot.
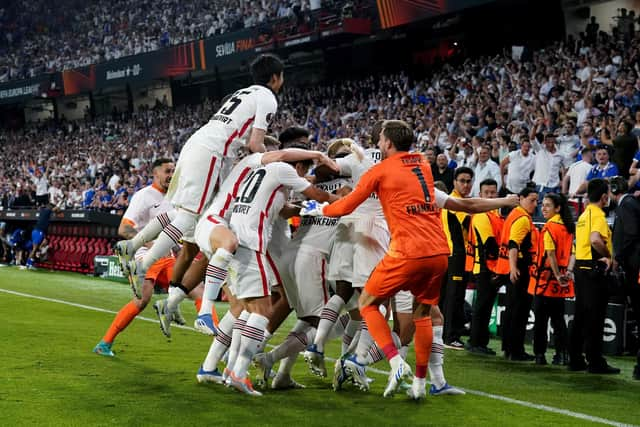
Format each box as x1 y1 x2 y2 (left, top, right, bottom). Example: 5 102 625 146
0 287 637 427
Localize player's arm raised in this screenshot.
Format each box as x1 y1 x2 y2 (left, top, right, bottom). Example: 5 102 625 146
247 91 278 154
247 128 268 154
312 166 379 217
262 149 339 172
301 185 340 203
441 191 519 213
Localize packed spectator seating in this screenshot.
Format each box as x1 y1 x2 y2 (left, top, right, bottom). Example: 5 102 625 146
2 24 640 214
0 0 369 82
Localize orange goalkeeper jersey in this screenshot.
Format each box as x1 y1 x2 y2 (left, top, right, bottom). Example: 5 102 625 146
323 152 449 259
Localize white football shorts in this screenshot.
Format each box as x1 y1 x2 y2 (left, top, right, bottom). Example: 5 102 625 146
227 246 276 300
166 138 223 215
276 244 330 318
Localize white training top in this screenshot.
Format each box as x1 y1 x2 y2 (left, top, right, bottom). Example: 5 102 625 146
230 162 311 254
202 153 264 223
336 147 383 218
292 176 353 254
187 84 277 158
122 184 172 232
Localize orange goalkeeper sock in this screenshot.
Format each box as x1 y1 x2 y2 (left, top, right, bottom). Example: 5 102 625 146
103 302 141 344
413 317 433 379
360 305 398 360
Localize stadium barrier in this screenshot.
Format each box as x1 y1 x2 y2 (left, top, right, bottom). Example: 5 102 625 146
0 210 119 274
465 289 629 356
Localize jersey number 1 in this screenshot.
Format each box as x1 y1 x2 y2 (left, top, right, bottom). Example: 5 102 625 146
411 166 431 202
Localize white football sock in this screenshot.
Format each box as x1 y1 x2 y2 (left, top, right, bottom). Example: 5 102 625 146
226 310 249 373
328 312 351 340
399 345 409 360
140 210 196 273
267 320 312 365
198 294 214 316
202 311 236 371
255 330 273 354
233 313 270 379
166 285 187 312
204 248 234 302
276 353 299 377
429 325 446 388
355 322 375 365
130 211 176 251
313 295 345 352
341 319 361 355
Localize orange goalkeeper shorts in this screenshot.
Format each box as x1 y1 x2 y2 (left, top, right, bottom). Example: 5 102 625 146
364 254 448 305
145 257 176 290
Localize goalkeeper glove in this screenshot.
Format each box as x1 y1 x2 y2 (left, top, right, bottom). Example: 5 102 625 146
300 200 328 216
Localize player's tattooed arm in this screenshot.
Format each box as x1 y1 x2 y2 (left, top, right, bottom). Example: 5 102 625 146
118 221 137 240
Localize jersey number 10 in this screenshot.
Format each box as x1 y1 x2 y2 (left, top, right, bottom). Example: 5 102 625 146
238 169 266 204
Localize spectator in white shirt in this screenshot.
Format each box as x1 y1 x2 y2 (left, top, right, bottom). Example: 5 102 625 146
531 133 564 192
48 181 65 209
32 170 49 206
471 146 501 196
556 120 580 167
500 138 536 194
531 133 565 215
562 146 594 198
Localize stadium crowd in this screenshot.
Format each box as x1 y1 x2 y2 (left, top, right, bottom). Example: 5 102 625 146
0 12 638 389
0 0 366 82
2 21 640 213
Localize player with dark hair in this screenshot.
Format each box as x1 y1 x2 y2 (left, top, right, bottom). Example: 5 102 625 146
114 54 285 300
528 193 575 366
440 165 474 349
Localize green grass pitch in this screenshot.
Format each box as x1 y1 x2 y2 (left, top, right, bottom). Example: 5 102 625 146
0 267 638 426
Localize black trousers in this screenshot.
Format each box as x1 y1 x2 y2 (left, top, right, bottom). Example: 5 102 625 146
502 268 532 357
533 295 567 356
469 271 499 348
441 254 467 344
569 266 609 367
621 256 640 327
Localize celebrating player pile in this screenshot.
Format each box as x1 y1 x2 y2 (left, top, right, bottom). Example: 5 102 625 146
104 55 518 400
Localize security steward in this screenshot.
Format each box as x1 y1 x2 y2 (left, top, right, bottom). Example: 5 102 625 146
569 178 620 374
440 166 474 349
465 178 504 355
496 186 538 361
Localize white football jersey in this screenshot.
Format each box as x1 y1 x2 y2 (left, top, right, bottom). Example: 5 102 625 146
336 148 383 217
230 162 311 253
202 153 264 223
187 84 277 158
292 177 352 254
122 184 172 232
